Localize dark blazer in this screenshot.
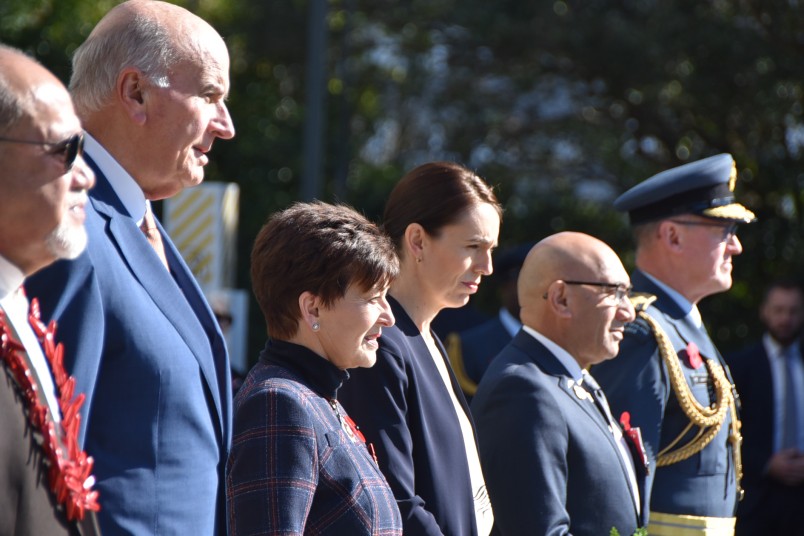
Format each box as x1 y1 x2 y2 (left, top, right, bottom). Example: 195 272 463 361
0 310 99 536
727 341 776 494
726 340 804 533
226 339 402 535
1 347 75 536
592 269 739 519
472 329 642 536
26 158 232 536
339 297 481 536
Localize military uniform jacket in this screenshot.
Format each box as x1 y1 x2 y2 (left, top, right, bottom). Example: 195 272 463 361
593 270 739 519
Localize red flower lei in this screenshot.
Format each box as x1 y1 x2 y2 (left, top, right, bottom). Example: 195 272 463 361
0 297 100 521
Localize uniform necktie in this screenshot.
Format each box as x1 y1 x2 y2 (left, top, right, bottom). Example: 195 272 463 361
781 346 801 450
140 205 169 269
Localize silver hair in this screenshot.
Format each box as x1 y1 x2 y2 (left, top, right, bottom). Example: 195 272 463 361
69 13 182 114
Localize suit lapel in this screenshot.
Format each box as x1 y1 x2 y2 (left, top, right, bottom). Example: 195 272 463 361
390 298 474 422
513 334 623 451
87 164 226 440
513 332 642 520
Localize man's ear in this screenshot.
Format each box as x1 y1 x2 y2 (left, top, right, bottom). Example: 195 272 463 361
117 68 148 126
545 281 572 319
658 220 683 252
298 291 321 330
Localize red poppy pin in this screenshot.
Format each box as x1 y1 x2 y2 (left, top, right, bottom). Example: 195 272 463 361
682 341 703 369
619 411 650 474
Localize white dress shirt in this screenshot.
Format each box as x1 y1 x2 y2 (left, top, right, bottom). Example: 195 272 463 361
0 254 61 422
83 132 151 225
641 270 702 328
424 334 494 535
763 334 804 451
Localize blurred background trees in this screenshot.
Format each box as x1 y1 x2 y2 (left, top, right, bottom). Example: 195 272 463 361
4 0 803 358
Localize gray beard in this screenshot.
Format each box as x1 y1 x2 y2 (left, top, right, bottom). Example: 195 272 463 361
46 217 88 260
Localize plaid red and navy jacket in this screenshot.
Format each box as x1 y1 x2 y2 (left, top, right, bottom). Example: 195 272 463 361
226 339 402 535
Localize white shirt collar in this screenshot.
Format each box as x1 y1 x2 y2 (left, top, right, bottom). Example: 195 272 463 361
641 270 702 328
0 254 25 300
84 132 148 224
498 307 521 338
762 332 799 359
521 324 584 382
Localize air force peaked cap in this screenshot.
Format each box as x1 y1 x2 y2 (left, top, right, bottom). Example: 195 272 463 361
615 153 756 226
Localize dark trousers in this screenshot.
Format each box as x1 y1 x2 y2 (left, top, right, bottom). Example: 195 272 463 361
736 481 804 536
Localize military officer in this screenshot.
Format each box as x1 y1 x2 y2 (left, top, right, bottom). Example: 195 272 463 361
593 153 755 536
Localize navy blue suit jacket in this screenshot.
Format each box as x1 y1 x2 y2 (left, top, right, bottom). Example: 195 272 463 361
339 297 480 536
726 340 804 519
472 330 642 536
593 270 739 519
26 159 232 535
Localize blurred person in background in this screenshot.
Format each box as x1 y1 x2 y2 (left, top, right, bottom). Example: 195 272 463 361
727 279 804 536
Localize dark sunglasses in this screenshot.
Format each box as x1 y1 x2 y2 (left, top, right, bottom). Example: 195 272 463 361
0 131 84 173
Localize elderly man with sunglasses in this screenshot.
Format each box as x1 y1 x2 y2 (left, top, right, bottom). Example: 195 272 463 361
592 154 756 536
0 44 100 535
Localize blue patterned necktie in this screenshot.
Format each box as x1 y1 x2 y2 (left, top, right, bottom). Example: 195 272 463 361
781 346 801 450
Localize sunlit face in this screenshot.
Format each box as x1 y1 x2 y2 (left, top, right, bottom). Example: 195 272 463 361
0 81 94 274
567 258 636 367
675 216 742 301
140 33 235 200
315 283 395 370
761 287 804 346
419 202 500 312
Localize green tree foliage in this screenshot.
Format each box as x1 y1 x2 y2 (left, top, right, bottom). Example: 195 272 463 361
4 0 802 356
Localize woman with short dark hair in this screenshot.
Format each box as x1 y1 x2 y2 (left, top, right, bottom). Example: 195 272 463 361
227 201 402 535
340 162 502 536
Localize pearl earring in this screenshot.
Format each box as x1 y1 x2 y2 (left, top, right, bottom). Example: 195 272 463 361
312 322 320 332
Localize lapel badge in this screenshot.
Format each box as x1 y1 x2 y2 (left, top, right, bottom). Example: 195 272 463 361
573 383 591 401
